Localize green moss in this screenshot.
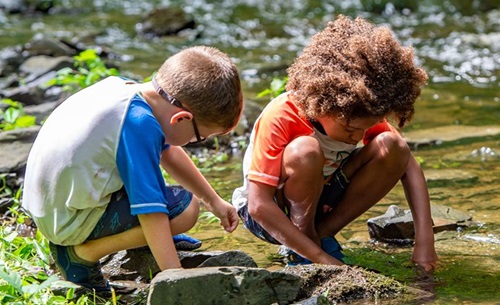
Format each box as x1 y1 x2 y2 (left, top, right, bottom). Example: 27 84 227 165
343 247 417 283
344 246 500 303
433 255 500 301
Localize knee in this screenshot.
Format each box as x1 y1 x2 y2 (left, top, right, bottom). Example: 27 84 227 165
185 196 201 227
372 132 410 170
283 136 324 171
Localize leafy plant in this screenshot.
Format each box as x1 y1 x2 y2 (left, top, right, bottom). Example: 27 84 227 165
0 185 114 304
0 99 37 131
257 77 288 99
46 49 120 93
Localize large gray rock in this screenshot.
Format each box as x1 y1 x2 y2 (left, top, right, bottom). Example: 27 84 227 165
137 7 195 37
147 267 300 305
101 247 258 283
367 204 472 244
0 126 39 175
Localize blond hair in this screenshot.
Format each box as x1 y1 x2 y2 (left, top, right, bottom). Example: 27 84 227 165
156 46 243 130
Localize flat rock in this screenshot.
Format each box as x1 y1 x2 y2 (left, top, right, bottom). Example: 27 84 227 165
147 267 300 305
424 168 478 187
403 125 500 148
367 204 472 243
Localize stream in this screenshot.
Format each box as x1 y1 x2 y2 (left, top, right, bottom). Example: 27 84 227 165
1 0 499 304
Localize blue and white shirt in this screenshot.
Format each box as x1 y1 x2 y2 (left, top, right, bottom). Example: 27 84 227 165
23 76 172 245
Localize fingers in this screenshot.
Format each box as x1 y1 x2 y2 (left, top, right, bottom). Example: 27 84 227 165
223 211 239 233
415 261 437 272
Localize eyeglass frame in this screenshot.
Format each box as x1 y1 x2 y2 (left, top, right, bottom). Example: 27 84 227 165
152 77 206 144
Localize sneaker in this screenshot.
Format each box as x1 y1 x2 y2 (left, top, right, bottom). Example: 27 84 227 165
286 250 312 266
173 234 202 251
49 242 110 292
321 236 344 262
285 236 344 266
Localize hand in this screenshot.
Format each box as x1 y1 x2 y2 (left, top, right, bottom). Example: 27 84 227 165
209 198 239 233
411 243 438 272
414 260 437 272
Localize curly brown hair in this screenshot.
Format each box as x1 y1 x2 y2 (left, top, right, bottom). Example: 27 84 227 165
286 15 428 128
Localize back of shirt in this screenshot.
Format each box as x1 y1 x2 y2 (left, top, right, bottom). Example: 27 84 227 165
22 76 138 245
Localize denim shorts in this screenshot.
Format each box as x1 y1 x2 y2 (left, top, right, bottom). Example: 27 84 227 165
239 158 352 245
86 186 192 241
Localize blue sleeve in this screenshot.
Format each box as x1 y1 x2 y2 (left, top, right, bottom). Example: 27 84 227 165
117 96 171 215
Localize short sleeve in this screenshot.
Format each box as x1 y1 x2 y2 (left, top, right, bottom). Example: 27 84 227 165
116 96 170 215
248 96 313 187
362 118 400 145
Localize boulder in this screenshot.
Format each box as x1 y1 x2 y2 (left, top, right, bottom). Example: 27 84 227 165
367 204 472 244
147 267 300 305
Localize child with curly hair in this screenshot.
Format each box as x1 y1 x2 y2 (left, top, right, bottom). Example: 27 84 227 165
23 46 243 291
232 15 438 271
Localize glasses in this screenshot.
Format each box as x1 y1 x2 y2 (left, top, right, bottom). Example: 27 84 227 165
152 77 206 144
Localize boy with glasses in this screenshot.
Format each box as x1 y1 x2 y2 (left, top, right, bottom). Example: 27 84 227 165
22 46 243 291
232 15 438 271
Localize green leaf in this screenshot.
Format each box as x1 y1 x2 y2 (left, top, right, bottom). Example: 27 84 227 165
66 287 74 300
3 108 21 124
0 99 20 107
0 267 23 294
256 88 272 98
74 49 99 63
13 115 36 128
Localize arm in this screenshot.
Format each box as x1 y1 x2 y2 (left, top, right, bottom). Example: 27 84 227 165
138 212 180 270
160 146 239 233
401 154 438 271
248 181 342 265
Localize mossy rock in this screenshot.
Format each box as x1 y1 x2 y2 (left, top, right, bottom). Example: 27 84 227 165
285 264 432 304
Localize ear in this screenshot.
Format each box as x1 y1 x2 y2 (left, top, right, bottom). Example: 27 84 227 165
170 110 193 125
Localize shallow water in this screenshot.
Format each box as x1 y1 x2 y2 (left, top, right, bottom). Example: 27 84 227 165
1 0 499 303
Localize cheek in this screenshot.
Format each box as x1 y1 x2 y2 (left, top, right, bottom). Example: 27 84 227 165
351 130 365 141
327 128 350 142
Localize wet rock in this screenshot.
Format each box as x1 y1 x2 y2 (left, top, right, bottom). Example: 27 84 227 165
285 264 432 304
23 38 78 57
180 250 258 268
0 126 40 187
0 125 41 186
2 55 72 105
367 204 472 244
1 81 47 106
23 101 59 124
147 266 300 305
100 246 258 284
0 46 24 78
20 55 73 82
0 0 55 14
402 125 500 149
137 7 196 38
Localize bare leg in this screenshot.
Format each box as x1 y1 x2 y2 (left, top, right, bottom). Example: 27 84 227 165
74 196 200 262
317 132 410 237
280 136 324 245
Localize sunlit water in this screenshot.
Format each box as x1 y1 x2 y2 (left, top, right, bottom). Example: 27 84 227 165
1 0 499 303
